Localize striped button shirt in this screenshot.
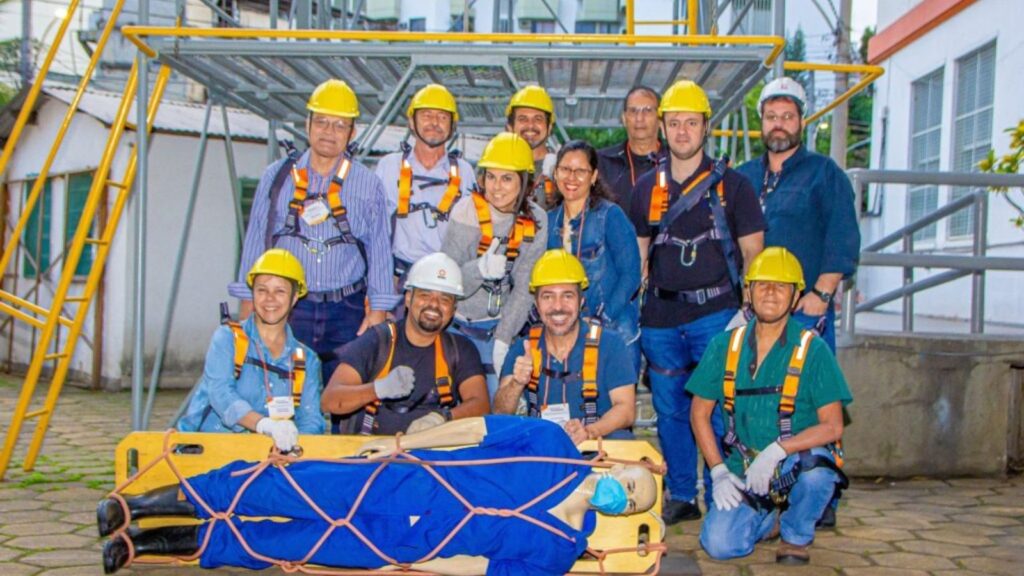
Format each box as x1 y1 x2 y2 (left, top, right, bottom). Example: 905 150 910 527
228 150 400 311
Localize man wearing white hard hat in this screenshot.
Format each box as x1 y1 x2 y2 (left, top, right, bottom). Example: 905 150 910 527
736 77 860 353
321 252 490 435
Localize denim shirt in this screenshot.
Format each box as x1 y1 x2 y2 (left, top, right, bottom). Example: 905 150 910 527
178 316 325 434
547 199 641 341
736 146 860 286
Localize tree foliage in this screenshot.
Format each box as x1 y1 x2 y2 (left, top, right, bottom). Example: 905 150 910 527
979 120 1024 229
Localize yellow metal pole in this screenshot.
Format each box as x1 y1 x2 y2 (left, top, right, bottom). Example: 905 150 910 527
688 0 699 34
0 0 81 181
626 0 635 36
0 62 139 481
0 0 130 287
22 65 173 472
0 291 74 327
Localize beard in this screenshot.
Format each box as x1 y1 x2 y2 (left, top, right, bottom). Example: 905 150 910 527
763 127 802 153
412 306 446 333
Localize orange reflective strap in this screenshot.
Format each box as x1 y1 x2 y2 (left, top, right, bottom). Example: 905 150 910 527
366 322 399 418
526 325 544 394
290 348 306 408
326 158 352 220
396 156 413 218
289 166 309 215
647 167 669 225
780 330 813 416
472 191 493 255
722 325 747 413
437 162 461 215
581 322 601 402
543 177 555 206
227 322 249 379
434 336 454 406
507 216 536 260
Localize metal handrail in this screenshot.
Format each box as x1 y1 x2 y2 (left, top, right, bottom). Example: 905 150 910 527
841 169 1024 337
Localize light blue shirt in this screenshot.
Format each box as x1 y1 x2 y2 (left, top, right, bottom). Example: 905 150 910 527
229 150 400 311
375 149 476 265
178 316 325 434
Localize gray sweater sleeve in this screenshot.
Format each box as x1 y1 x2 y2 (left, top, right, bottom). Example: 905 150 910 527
494 204 548 344
442 197 486 296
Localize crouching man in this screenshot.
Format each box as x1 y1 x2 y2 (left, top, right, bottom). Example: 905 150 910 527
686 247 852 565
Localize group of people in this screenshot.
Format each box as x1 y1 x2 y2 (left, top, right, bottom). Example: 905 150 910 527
115 74 860 572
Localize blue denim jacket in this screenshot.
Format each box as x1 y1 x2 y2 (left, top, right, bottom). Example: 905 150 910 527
178 316 325 434
547 199 641 343
736 146 860 286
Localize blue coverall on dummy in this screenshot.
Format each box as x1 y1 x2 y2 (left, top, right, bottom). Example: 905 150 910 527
183 416 595 575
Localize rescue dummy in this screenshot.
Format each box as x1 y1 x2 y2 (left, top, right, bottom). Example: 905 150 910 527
96 416 656 575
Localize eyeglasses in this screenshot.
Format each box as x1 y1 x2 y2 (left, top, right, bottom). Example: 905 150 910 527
556 166 593 180
311 116 354 133
625 106 656 118
762 112 800 124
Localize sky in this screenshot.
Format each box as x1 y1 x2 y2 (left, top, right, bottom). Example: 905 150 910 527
851 0 879 38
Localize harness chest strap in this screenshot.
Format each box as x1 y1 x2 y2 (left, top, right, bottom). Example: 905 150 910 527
471 191 537 264
525 321 602 425
223 320 307 408
361 322 454 434
396 149 462 219
648 163 715 226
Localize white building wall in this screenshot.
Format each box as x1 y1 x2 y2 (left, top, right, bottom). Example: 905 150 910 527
867 0 1024 326
400 0 452 31
2 97 269 387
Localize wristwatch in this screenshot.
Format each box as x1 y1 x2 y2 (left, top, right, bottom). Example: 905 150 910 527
811 287 834 304
439 407 453 422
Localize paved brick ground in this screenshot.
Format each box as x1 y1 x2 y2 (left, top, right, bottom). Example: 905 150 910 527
0 377 1021 575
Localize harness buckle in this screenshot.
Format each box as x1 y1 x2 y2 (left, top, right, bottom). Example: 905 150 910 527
695 288 707 305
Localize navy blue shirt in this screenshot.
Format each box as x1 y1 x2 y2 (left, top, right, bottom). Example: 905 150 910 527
736 146 860 286
628 155 765 327
597 141 660 217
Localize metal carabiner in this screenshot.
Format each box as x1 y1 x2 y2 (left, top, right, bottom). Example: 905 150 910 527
679 240 698 267
420 207 440 230
486 289 502 317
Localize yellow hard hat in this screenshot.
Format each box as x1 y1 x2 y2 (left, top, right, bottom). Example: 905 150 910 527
247 249 308 298
505 85 556 124
307 79 360 119
745 247 805 293
478 132 535 174
658 80 712 119
530 249 589 292
406 84 459 121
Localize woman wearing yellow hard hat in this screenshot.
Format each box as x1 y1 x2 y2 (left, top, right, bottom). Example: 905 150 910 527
548 139 642 374
441 132 548 399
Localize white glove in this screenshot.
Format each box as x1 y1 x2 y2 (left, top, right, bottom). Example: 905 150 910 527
744 441 788 496
542 153 557 178
406 411 447 434
477 239 508 280
256 418 299 452
710 463 746 511
492 340 510 377
373 366 416 400
725 308 749 331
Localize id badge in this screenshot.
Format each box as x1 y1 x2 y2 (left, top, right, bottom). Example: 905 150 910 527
267 396 295 420
541 403 571 427
302 199 330 226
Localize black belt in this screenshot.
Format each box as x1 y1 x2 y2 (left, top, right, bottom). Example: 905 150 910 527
304 279 366 303
652 278 732 305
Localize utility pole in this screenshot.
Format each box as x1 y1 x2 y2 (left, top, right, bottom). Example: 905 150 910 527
830 0 852 168
20 0 32 86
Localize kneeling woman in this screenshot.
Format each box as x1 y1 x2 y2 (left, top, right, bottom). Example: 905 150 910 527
442 132 547 398
97 416 656 575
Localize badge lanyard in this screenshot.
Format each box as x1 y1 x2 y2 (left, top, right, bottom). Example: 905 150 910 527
561 206 588 261
626 142 660 187
539 352 569 409
251 339 293 405
761 168 782 210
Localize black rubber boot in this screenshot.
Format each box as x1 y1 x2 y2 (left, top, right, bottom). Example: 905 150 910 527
97 485 196 537
103 525 200 574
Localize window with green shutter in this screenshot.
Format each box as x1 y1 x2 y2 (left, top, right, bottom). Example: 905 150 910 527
22 178 52 279
239 177 259 232
65 172 95 277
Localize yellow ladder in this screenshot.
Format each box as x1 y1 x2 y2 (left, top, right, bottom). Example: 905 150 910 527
0 0 171 480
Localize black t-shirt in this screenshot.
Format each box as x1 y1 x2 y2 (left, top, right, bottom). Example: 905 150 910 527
628 155 766 327
597 142 660 217
336 320 484 434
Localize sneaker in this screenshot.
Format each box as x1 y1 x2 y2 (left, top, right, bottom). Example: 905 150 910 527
661 499 701 525
776 541 810 565
816 505 836 529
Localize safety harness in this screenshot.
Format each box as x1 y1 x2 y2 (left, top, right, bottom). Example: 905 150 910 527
271 149 366 265
471 191 537 316
721 324 847 506
534 175 556 207
219 303 307 409
359 321 457 435
646 155 742 301
395 142 463 223
523 320 602 425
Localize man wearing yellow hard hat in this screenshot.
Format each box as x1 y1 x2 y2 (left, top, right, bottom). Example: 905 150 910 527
228 80 398 433
493 249 636 443
687 247 851 566
180 249 325 449
506 85 559 209
375 84 476 284
627 79 766 525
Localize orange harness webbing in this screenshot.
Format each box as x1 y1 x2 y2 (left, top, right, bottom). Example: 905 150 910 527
525 321 602 425
647 163 715 226
396 148 462 220
222 318 307 409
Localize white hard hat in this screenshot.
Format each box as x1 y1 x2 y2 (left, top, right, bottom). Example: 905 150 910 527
758 77 807 115
405 253 464 297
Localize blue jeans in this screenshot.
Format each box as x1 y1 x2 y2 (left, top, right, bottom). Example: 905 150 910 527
290 292 364 433
641 307 733 505
700 448 840 559
448 318 501 400
792 305 835 352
